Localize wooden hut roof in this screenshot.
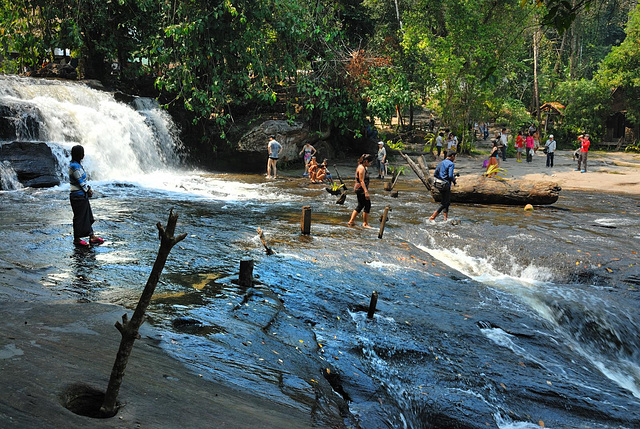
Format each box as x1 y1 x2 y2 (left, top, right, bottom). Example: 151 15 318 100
540 102 565 115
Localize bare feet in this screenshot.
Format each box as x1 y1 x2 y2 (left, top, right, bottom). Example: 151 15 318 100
428 216 436 221
347 222 355 226
362 223 372 228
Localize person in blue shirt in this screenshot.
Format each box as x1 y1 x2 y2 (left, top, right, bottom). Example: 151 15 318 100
428 151 457 222
69 145 103 247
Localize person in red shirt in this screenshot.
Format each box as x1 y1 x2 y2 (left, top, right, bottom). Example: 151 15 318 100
576 134 590 173
515 130 524 163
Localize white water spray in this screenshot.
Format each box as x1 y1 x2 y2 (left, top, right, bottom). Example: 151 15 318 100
0 75 182 181
416 242 640 400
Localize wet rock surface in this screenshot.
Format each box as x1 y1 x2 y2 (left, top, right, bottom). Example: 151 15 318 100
0 141 62 187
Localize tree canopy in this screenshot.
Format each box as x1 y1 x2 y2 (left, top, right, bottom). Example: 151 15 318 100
1 0 638 149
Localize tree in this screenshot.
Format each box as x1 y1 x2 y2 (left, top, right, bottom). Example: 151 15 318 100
596 4 640 125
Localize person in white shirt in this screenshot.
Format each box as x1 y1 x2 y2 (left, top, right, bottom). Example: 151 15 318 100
435 131 444 158
544 134 557 168
500 128 508 161
266 135 282 179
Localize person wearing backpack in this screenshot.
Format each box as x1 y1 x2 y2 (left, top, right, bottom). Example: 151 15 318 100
429 151 458 222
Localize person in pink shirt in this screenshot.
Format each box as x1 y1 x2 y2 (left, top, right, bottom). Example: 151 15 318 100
576 134 590 173
525 131 535 163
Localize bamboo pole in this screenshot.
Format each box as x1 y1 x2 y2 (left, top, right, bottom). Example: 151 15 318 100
367 291 378 319
399 151 432 192
301 206 311 235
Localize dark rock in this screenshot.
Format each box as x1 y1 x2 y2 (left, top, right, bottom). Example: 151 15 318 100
235 120 310 162
0 102 42 141
0 141 63 188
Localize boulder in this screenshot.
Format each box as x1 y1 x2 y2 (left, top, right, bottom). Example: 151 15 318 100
0 103 42 141
0 141 62 188
235 120 309 162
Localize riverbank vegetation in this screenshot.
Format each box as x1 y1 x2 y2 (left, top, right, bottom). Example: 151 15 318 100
1 0 639 152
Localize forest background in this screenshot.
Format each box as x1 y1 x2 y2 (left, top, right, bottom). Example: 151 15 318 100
1 0 640 159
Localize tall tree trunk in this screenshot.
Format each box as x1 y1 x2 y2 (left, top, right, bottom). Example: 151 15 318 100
569 0 578 79
552 31 567 82
394 0 403 31
533 27 541 125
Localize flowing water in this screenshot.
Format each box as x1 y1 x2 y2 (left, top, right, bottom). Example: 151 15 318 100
1 76 640 428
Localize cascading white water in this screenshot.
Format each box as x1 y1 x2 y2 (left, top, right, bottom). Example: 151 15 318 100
416 241 640 399
0 75 288 202
0 75 183 181
0 160 22 190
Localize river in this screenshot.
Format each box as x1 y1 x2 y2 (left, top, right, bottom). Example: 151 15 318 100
1 76 639 428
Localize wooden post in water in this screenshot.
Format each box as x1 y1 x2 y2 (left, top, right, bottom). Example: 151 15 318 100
367 291 378 319
301 206 311 235
239 259 254 286
378 205 391 239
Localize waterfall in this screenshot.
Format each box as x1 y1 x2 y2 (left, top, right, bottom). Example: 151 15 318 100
0 160 22 190
0 75 183 182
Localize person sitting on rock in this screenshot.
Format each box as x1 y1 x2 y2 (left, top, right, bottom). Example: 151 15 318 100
308 157 319 182
314 159 330 183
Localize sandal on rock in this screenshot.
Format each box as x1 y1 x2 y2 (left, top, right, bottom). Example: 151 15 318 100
74 240 90 247
90 236 104 245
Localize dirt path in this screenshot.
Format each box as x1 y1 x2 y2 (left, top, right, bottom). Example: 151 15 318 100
451 150 640 195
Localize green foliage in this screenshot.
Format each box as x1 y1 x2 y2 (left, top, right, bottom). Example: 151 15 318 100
388 165 405 176
2 0 639 154
493 98 533 133
555 78 609 140
329 182 346 192
484 164 508 180
422 132 436 152
596 5 640 124
624 141 640 153
386 139 404 151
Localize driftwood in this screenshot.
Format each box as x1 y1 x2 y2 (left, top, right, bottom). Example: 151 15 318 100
257 227 275 255
401 151 561 205
399 151 432 192
383 169 402 192
431 175 561 205
100 209 187 416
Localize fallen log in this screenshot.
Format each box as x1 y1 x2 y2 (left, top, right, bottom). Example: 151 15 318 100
431 175 561 205
400 151 561 205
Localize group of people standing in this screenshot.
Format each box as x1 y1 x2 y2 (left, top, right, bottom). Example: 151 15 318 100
435 130 458 159
493 126 589 171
